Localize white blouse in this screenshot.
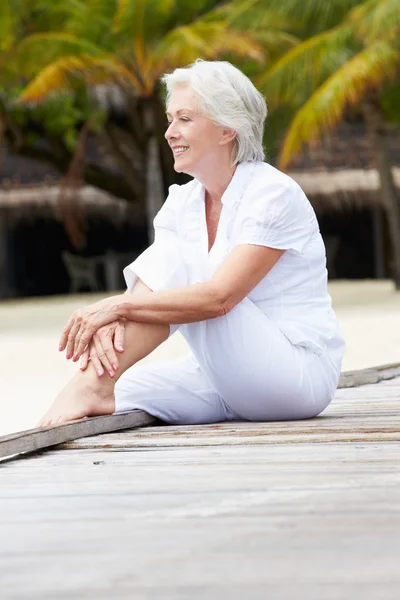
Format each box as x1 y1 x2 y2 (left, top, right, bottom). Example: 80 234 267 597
124 161 345 374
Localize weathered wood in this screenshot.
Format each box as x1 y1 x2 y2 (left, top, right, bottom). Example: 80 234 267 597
1 376 400 598
1 443 400 599
0 363 399 461
0 410 156 460
338 362 400 387
60 376 400 450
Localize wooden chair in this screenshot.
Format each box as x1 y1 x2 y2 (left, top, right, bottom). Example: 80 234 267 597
61 251 102 293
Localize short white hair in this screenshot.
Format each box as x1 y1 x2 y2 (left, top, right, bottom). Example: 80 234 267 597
161 59 267 164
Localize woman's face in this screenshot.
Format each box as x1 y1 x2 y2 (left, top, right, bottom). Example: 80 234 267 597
165 85 228 177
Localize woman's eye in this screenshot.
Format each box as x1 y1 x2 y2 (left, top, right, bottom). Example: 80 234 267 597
166 117 190 127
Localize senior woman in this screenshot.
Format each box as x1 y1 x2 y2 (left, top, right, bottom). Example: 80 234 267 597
39 59 345 428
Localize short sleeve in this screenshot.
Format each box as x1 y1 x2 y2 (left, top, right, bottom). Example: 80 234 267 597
237 179 316 254
123 184 186 337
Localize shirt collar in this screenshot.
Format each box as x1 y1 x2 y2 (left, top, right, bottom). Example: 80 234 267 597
220 161 254 208
189 161 255 209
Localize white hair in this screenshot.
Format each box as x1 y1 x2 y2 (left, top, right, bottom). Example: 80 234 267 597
160 59 267 164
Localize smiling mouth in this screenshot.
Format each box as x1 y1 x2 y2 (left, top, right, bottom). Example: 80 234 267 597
173 146 189 156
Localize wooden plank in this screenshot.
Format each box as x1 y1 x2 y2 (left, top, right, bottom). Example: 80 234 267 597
1 364 399 461
1 443 400 598
0 410 156 460
338 362 400 387
61 377 400 450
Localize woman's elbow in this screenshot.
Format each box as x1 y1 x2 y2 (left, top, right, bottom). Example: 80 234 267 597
211 287 236 318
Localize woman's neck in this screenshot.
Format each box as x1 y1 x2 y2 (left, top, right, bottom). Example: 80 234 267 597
198 163 237 204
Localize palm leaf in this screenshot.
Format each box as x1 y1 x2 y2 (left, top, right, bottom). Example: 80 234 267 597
0 0 16 52
350 0 400 43
62 0 118 45
19 56 142 103
16 33 104 77
150 20 264 81
113 0 175 42
278 40 400 169
201 0 299 61
205 0 297 32
257 24 355 108
253 0 363 33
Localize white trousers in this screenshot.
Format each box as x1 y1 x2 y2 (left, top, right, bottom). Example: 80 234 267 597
114 297 339 424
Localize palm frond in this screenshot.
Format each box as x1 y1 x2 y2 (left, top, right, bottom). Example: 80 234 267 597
16 33 104 77
23 0 73 30
257 24 354 108
150 20 264 82
350 0 400 43
200 0 299 61
19 55 142 103
204 0 296 32
0 0 16 52
255 0 362 33
113 0 175 42
61 0 117 46
252 30 299 60
278 40 400 169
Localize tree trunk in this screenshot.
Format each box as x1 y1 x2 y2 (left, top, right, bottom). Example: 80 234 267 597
363 98 400 290
144 100 167 244
0 211 11 298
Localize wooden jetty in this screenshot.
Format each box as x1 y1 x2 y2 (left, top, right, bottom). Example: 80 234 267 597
1 365 400 599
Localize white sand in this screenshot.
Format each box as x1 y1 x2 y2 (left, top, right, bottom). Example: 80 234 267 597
1 280 399 436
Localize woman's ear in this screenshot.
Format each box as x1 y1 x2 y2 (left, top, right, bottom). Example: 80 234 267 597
220 128 237 146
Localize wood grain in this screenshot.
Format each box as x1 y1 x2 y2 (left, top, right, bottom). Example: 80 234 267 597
0 362 399 461
1 373 400 598
0 410 156 460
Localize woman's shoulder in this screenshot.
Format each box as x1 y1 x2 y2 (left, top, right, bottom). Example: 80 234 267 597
240 162 318 232
250 161 306 198
167 178 199 202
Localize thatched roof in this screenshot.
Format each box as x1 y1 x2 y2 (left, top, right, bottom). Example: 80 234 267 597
0 183 142 223
288 167 400 212
286 121 400 212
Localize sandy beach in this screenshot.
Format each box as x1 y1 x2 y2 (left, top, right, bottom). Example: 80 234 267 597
1 279 399 436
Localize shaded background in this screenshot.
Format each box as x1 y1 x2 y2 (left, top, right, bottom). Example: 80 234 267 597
1 0 399 299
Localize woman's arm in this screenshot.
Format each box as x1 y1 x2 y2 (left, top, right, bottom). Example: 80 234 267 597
61 244 284 361
115 244 285 324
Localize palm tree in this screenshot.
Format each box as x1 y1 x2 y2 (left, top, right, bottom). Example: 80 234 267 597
15 0 267 241
256 0 400 287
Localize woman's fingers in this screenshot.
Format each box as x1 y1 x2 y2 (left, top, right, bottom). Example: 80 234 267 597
73 324 97 361
93 333 115 379
89 343 105 378
79 347 90 371
59 316 74 352
66 318 82 359
114 321 125 353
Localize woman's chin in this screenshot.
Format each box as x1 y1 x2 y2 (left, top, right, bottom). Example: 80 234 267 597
173 156 190 173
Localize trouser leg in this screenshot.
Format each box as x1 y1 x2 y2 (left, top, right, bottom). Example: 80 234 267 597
114 354 236 425
181 298 334 421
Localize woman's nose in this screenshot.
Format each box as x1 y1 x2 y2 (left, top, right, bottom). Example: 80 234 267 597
165 121 179 141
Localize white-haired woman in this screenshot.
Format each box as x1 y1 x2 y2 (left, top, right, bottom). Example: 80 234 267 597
39 59 345 427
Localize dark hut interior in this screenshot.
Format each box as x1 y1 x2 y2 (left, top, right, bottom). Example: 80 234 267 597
1 121 399 299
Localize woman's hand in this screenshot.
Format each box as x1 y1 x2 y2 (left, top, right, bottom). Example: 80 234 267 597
79 320 126 378
59 295 124 361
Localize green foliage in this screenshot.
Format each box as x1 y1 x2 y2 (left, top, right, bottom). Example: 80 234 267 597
380 82 400 124
257 0 400 168
8 92 101 151
3 0 398 172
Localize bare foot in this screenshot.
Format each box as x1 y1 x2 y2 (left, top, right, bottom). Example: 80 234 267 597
38 367 115 427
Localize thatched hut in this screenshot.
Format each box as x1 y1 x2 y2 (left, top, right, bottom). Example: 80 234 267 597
1 120 399 297
285 122 400 279
0 150 144 298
